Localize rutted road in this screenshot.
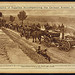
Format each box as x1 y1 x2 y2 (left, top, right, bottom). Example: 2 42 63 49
2 27 75 64
0 28 35 64
2 28 51 64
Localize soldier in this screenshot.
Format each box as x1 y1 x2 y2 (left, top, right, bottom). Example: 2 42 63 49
61 24 64 39
41 48 47 55
36 46 50 62
36 23 41 30
36 46 41 54
41 48 50 62
58 24 61 29
36 45 47 54
16 24 19 32
31 23 36 31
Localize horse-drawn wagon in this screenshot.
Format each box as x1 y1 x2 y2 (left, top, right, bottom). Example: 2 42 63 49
43 30 60 47
43 25 75 52
58 35 75 51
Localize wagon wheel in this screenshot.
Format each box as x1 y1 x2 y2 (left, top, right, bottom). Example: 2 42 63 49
44 36 51 47
58 40 71 52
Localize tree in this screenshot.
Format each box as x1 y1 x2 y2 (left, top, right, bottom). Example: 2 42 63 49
18 11 27 26
10 15 15 23
0 12 2 17
1 19 6 26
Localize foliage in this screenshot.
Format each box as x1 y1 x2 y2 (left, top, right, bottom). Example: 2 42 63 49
0 12 2 17
18 11 27 26
1 19 6 25
10 15 15 22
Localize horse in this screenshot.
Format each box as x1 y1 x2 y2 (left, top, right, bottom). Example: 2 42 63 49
19 24 44 43
20 26 31 40
19 24 46 43
30 29 45 44
5 24 9 28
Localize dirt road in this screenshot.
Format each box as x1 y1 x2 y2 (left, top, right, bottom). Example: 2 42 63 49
2 27 75 64
0 28 35 64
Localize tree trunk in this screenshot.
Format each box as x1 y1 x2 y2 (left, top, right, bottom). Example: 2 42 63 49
22 20 23 26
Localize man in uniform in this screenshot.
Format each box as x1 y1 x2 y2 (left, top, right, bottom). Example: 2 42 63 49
61 24 64 39
36 46 47 54
36 46 50 62
36 23 41 30
36 46 41 54
41 48 47 56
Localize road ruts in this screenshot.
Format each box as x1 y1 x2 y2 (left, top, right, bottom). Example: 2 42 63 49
0 29 12 64
0 28 35 64
2 27 52 64
2 28 70 64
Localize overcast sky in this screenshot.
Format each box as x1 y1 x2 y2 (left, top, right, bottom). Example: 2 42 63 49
0 2 75 17
0 10 75 18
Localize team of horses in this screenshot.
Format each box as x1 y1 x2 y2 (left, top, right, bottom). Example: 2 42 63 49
1 23 64 45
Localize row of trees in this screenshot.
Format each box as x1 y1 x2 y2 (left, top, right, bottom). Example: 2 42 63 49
0 11 27 26
10 11 27 26
0 11 65 32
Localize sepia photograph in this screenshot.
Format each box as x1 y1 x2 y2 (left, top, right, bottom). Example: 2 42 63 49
0 2 75 73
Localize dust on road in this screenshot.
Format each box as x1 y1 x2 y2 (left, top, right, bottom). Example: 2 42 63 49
0 28 35 64
2 27 75 64
1 27 69 64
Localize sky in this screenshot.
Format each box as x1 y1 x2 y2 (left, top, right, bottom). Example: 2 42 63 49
0 2 75 17
0 10 75 19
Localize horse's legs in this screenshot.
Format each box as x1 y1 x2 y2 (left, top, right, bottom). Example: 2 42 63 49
38 36 41 44
17 27 18 32
27 33 30 40
35 37 37 42
48 57 50 62
33 37 34 42
20 33 22 37
40 37 41 44
25 35 27 39
26 35 29 40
